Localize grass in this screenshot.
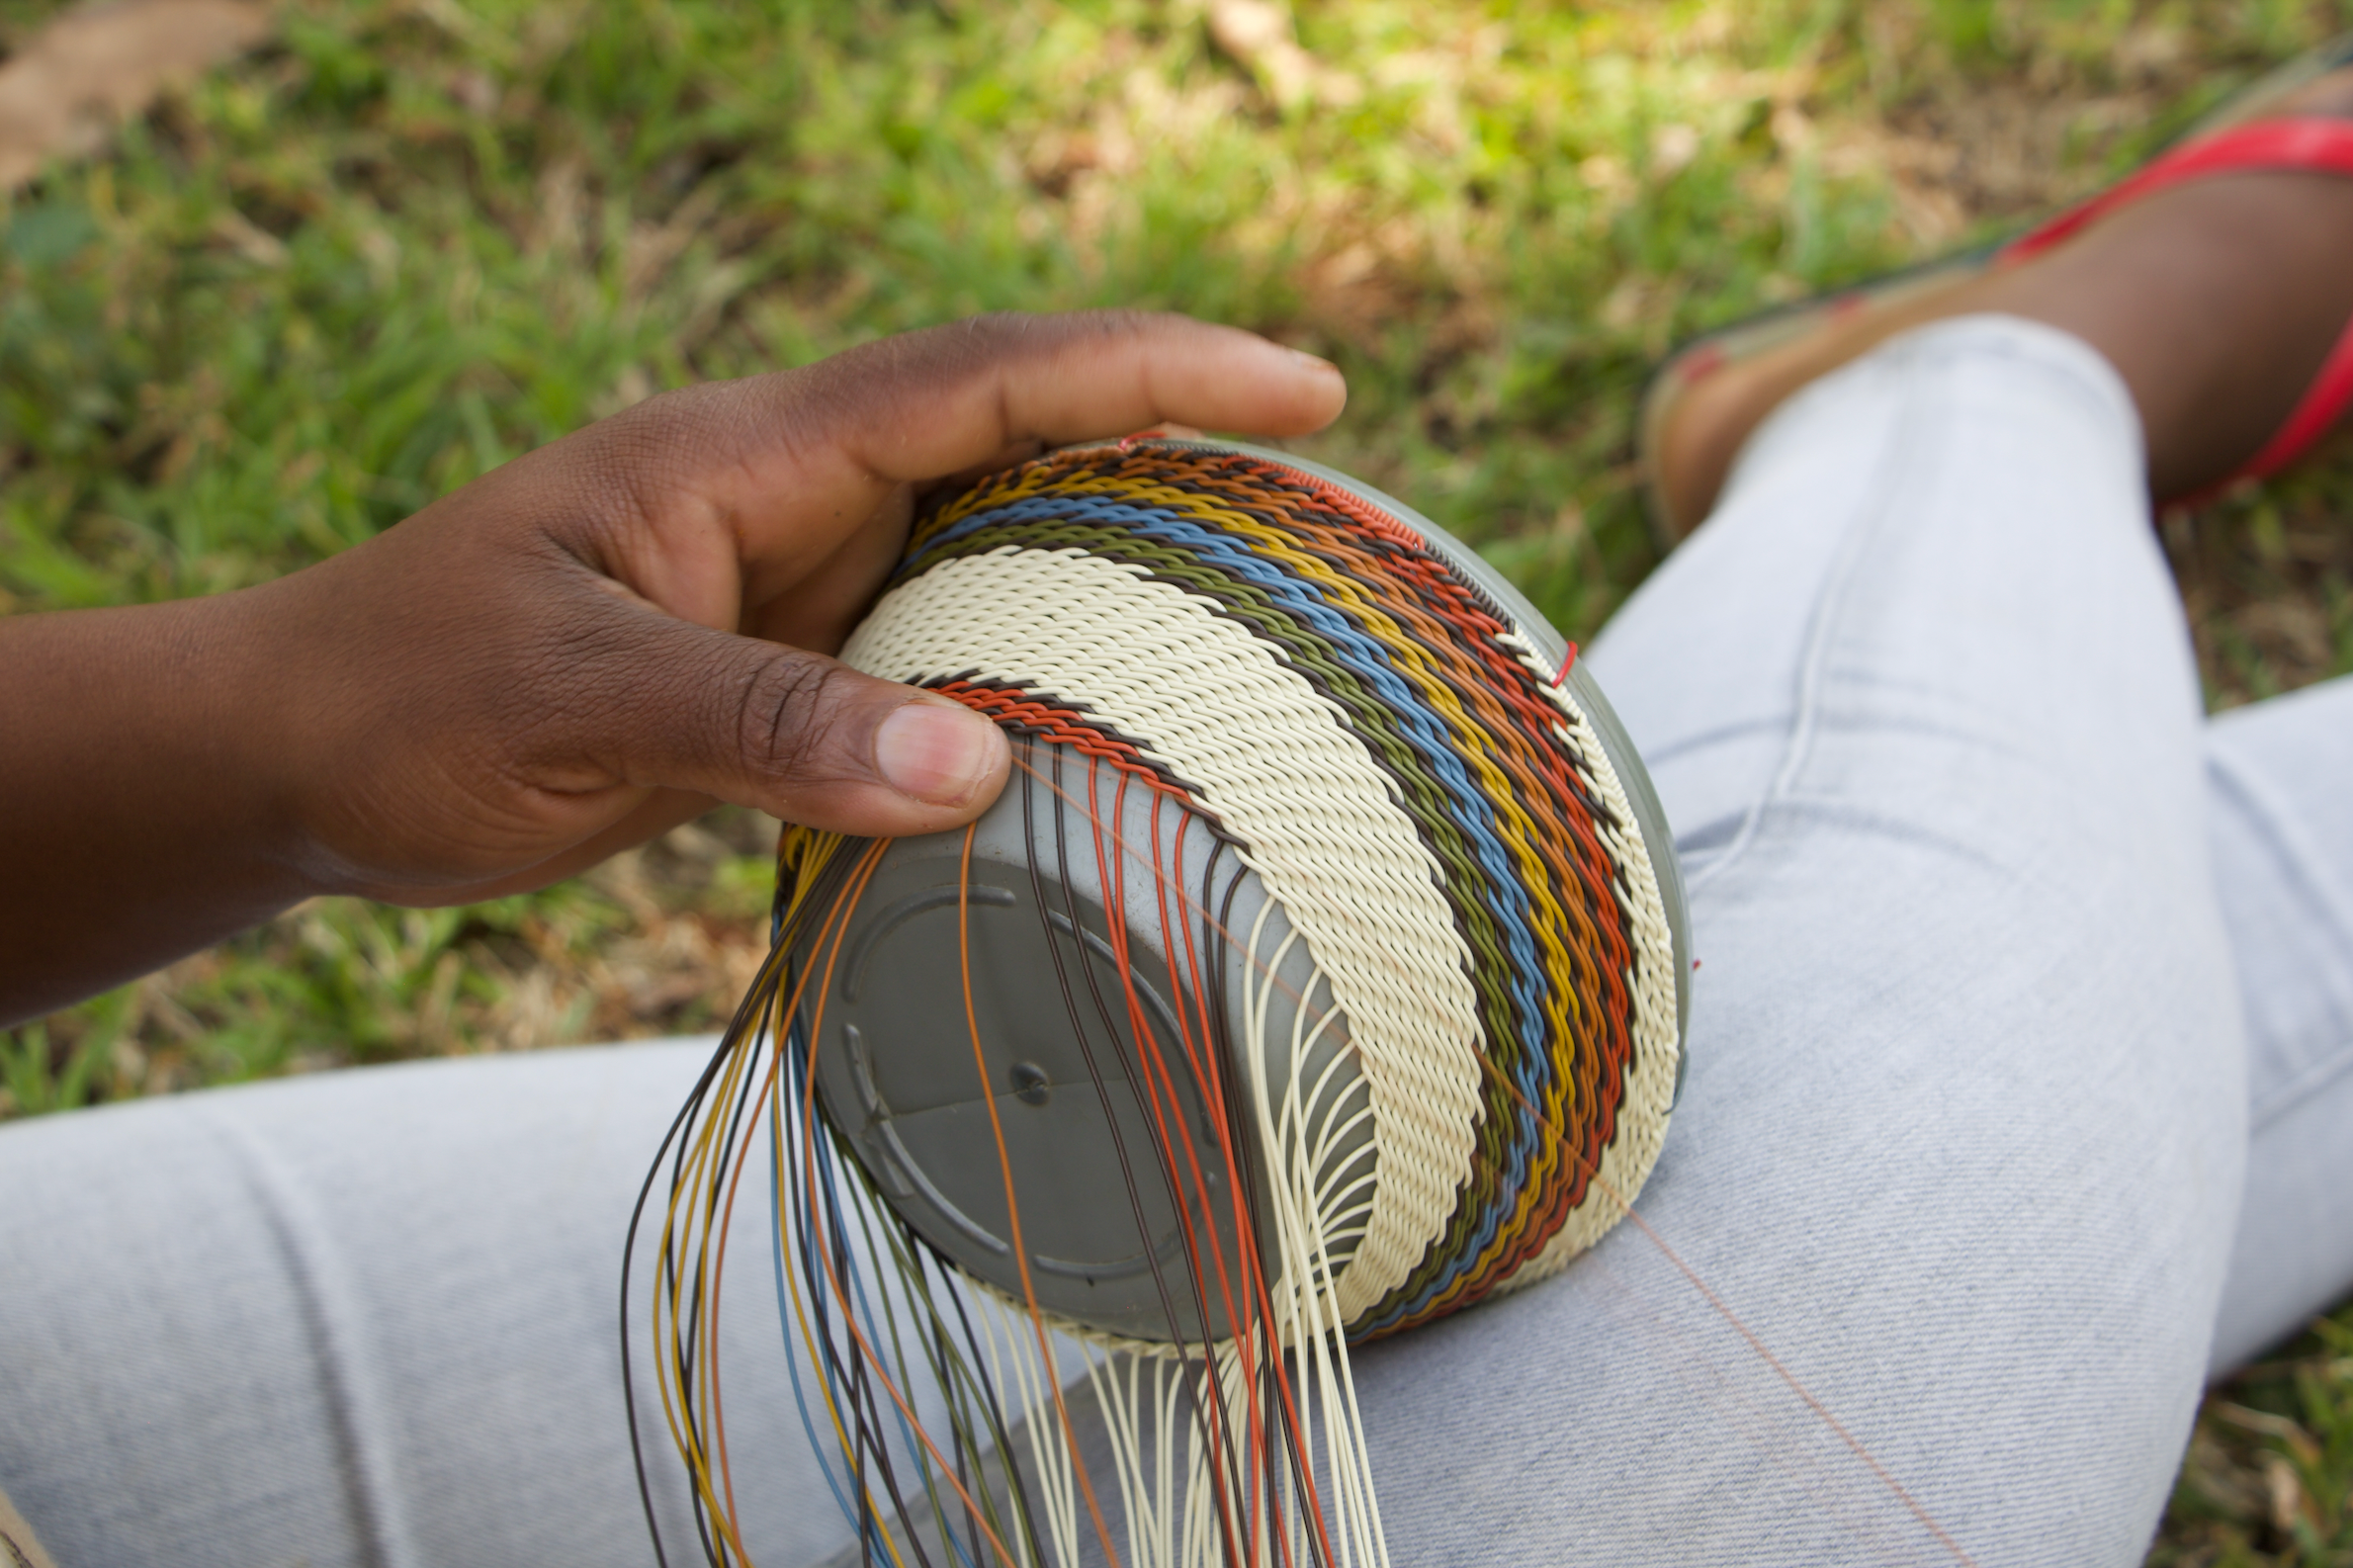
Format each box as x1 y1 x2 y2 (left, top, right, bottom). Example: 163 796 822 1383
3 0 2353 1559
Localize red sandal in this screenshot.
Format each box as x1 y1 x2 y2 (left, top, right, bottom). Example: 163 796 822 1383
1640 35 2353 541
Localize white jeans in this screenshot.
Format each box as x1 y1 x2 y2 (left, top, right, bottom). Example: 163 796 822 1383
3 317 2350 1567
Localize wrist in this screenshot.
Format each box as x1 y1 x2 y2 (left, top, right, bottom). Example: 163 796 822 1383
194 577 345 902
0 591 319 1023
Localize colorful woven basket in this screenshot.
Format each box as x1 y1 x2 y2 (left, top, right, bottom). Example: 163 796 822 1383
636 437 1689 1568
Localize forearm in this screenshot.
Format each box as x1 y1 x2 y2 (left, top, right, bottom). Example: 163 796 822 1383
0 593 312 1026
0 314 1346 1030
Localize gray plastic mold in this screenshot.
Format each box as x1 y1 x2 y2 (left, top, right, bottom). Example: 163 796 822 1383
804 748 1371 1346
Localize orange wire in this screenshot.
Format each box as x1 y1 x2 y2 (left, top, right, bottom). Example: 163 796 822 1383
788 839 1037 1568
708 845 878 1564
956 821 1131 1568
708 974 793 1559
1155 810 1330 1568
1470 1051 1980 1568
670 944 792 1567
750 737 1971 1568
1084 764 1253 1567
1136 779 1286 1568
1005 744 1978 1567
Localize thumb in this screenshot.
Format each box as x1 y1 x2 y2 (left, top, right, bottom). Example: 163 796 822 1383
569 600 1010 837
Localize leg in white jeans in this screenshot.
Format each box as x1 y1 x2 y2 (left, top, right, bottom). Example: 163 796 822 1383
2207 675 2353 1374
1351 315 2243 1565
2 316 2350 1568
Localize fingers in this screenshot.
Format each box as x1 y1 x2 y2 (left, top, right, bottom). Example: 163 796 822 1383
600 312 1345 562
268 312 1335 900
541 311 1338 823
813 311 1348 484
563 591 1011 837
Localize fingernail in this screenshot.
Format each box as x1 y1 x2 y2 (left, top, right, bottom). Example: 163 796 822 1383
874 699 1006 807
1291 349 1341 375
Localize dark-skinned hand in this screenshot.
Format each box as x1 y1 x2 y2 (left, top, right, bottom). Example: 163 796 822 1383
0 311 1348 1025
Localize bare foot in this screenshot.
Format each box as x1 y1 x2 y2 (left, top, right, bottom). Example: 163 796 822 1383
1654 70 2353 533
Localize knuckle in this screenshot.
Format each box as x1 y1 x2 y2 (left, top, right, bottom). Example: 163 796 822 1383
960 309 1035 339
907 311 1037 382
566 402 697 540
964 307 1161 355
737 650 854 781
1079 306 1161 341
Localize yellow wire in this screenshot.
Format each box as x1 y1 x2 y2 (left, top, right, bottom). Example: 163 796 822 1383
762 837 917 1568
653 976 771 1560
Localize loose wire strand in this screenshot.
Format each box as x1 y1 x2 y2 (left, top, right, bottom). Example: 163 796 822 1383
690 744 1353 1568
957 820 1130 1568
641 722 1970 1568
625 838 869 1567
999 742 1976 1567
792 840 1032 1568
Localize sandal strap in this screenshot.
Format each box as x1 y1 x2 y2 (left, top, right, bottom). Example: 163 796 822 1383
2241 270 2353 483
2007 118 2353 258
2008 118 2353 493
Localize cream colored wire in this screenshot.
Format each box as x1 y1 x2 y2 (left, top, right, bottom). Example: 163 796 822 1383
817 530 1684 1568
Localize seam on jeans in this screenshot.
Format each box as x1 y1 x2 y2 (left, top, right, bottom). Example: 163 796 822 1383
2250 1042 2353 1133
202 1112 425 1568
1682 325 2131 898
1681 350 1925 897
2206 750 2353 1128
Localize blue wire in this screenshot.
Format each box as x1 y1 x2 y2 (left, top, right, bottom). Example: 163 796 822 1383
771 1022 862 1534
926 491 1598 1329
810 1087 983 1568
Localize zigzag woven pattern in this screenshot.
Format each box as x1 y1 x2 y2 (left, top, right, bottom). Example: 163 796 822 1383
838 439 1680 1339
